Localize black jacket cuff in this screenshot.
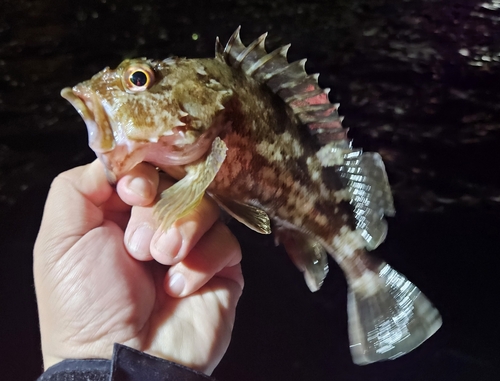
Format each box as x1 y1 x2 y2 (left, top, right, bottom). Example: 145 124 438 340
37 343 215 381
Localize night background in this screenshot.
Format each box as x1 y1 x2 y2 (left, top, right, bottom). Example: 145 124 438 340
1 0 499 380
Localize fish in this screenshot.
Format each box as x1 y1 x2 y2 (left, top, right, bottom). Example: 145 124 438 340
61 27 442 365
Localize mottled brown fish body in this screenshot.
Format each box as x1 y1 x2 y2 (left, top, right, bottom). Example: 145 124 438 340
61 28 441 366
189 58 352 247
209 89 352 243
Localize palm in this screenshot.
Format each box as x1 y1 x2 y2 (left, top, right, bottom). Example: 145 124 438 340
35 162 242 375
146 278 237 372
56 209 235 373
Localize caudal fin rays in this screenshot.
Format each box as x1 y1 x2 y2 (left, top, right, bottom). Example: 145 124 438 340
346 262 442 365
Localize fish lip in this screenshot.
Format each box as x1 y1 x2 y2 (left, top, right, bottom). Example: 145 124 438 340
60 86 95 128
61 85 116 154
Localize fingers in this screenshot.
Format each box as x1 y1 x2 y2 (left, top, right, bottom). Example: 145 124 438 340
121 168 243 298
124 204 157 261
125 175 221 264
116 163 159 206
150 185 221 265
164 221 243 297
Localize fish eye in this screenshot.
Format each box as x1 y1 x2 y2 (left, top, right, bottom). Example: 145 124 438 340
123 63 155 92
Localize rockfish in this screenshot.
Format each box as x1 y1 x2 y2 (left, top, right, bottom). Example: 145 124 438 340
61 28 441 364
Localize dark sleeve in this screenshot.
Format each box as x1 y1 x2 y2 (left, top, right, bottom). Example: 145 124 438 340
37 343 216 381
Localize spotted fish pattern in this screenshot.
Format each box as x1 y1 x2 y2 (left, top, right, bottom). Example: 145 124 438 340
61 27 441 364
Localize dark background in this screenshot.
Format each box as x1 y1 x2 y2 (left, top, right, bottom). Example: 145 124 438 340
1 0 500 380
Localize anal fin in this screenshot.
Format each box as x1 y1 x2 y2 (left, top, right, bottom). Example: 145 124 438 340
276 229 329 292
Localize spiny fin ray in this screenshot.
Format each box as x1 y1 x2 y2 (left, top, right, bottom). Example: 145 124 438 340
235 32 268 68
215 36 224 61
221 27 347 146
247 44 291 80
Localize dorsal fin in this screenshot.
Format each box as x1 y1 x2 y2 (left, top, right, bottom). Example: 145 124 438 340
221 27 347 146
220 28 396 250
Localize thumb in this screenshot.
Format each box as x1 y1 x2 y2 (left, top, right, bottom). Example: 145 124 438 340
34 159 113 265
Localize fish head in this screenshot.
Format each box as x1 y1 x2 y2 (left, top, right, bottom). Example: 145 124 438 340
61 57 232 181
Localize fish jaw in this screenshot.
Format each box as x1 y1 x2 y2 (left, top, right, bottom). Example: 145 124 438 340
61 84 144 181
61 83 222 182
61 86 116 154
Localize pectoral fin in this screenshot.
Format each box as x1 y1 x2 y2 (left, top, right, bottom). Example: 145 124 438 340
211 194 271 234
154 137 227 230
276 229 329 292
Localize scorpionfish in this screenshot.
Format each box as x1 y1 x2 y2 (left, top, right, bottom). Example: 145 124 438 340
61 28 441 365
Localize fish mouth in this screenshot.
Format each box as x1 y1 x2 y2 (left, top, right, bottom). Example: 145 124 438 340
61 86 116 154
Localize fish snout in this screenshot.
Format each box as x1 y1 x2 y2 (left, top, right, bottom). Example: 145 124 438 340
61 85 116 154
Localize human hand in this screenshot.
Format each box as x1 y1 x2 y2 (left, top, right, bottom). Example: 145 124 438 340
34 160 243 375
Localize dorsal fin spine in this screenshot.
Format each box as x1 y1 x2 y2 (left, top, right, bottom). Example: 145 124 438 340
222 28 348 146
224 27 246 66
245 43 284 76
224 26 242 55
234 32 268 68
266 59 308 92
251 45 291 81
215 36 224 61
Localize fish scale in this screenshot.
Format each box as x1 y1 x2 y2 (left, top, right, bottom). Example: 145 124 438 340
61 27 441 365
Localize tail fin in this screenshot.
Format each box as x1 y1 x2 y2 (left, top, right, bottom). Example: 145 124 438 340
347 262 442 365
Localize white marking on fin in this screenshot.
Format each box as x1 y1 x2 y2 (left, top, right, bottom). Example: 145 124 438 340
246 44 291 77
316 143 347 167
336 151 395 250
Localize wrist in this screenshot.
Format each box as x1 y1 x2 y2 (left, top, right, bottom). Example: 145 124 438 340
41 342 113 371
43 354 65 371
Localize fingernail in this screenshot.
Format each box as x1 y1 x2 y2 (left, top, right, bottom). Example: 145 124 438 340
129 225 154 257
127 177 150 198
154 228 182 260
168 272 185 296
